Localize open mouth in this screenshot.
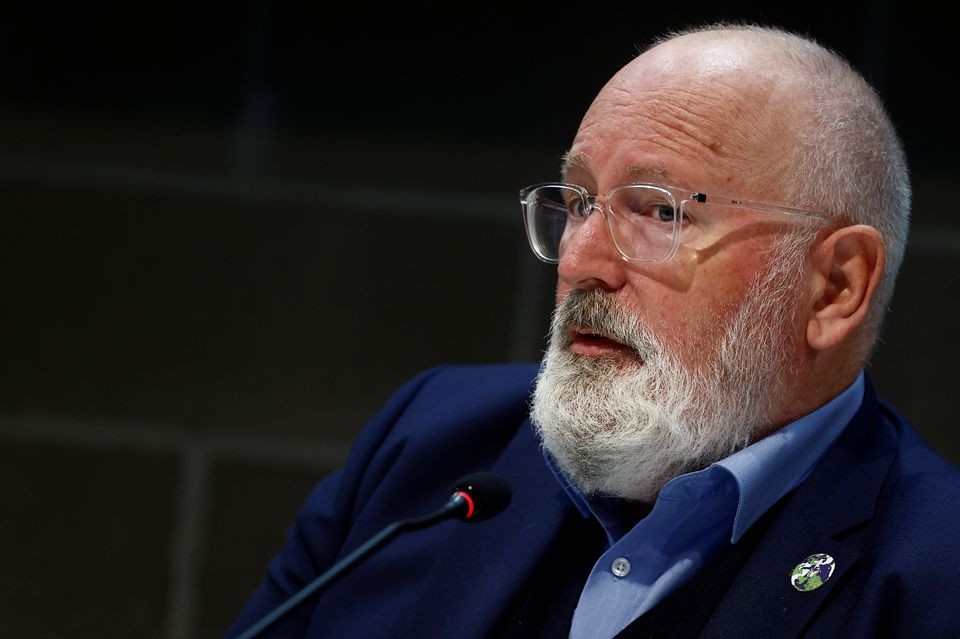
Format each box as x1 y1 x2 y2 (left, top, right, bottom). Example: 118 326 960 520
566 326 639 360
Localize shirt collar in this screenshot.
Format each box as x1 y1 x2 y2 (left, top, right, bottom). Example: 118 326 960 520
717 371 864 541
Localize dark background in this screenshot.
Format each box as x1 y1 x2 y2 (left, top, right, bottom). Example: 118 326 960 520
1 3 956 638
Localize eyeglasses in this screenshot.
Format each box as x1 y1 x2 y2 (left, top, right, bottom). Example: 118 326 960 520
519 182 831 263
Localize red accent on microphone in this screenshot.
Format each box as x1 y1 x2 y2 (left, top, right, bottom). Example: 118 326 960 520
454 490 475 519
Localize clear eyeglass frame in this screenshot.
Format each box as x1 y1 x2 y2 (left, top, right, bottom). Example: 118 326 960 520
519 182 832 264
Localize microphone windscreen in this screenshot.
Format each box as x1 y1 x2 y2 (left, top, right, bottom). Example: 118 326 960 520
451 472 512 522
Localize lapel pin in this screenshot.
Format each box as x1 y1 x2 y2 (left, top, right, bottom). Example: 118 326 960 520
790 553 836 592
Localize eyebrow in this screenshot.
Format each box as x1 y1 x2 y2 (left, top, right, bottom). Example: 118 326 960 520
560 151 683 188
559 151 588 182
625 165 675 185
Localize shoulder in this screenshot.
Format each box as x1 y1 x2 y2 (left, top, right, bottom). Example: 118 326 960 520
335 363 542 525
391 363 541 421
292 363 543 560
361 362 540 468
394 363 540 427
348 363 539 454
846 400 960 634
879 398 960 519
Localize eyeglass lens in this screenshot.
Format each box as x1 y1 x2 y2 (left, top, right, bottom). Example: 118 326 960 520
523 185 679 262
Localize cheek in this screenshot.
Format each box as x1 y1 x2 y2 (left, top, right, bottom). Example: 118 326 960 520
632 287 687 336
644 292 726 363
646 255 762 354
625 251 737 327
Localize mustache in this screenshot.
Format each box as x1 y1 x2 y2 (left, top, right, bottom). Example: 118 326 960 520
553 289 649 355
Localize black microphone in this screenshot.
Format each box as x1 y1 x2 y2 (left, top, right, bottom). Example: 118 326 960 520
236 472 512 639
448 471 512 522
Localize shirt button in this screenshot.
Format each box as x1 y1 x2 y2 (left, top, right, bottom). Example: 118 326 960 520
611 557 631 578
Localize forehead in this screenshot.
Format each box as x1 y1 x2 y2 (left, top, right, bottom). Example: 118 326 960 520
565 37 795 197
561 152 692 191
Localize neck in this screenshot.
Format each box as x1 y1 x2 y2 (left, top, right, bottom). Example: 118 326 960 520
762 350 861 439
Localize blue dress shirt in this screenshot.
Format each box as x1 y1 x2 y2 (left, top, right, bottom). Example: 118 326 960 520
546 372 865 639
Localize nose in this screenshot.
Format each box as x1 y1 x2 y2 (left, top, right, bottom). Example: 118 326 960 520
556 205 628 291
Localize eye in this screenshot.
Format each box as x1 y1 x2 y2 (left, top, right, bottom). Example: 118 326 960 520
563 194 589 217
618 192 677 223
653 205 676 222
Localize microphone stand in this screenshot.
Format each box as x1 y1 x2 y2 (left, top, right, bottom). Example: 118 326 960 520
236 493 467 639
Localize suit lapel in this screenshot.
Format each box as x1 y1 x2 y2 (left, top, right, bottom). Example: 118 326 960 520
398 418 573 639
700 381 897 638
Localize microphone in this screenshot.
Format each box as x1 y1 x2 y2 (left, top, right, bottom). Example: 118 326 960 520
448 471 512 522
236 472 512 639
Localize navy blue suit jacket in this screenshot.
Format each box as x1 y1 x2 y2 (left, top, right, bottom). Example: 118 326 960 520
229 364 960 638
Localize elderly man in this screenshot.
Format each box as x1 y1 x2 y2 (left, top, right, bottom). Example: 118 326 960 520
229 25 960 638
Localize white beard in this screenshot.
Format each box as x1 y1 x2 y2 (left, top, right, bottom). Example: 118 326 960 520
530 235 809 503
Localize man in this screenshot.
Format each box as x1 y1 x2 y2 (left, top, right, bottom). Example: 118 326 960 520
229 25 960 638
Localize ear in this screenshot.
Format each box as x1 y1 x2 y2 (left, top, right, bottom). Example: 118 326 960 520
806 225 885 351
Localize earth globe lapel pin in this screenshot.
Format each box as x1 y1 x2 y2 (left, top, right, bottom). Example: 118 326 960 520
790 553 836 592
